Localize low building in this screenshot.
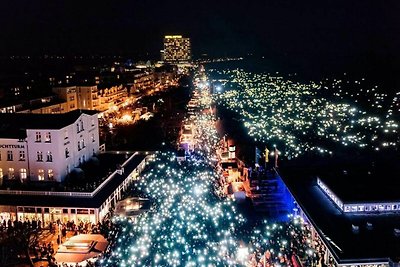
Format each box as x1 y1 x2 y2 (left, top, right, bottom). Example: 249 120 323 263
0 152 151 225
0 110 99 183
281 158 400 267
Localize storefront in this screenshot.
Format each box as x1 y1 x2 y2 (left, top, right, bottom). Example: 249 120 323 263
0 152 149 226
0 205 17 223
15 206 97 226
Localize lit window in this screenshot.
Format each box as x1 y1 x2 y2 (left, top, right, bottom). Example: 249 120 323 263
37 151 43 161
38 169 45 181
20 168 27 180
46 151 53 162
7 151 13 161
8 168 14 179
45 132 51 142
35 132 41 142
48 169 54 180
0 168 2 178
19 150 25 161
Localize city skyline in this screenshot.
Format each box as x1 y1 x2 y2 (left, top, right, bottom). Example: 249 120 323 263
1 1 399 85
0 1 399 266
0 1 399 58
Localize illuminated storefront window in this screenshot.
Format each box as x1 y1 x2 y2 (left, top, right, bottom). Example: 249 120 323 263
20 168 27 180
8 168 14 179
38 169 45 181
48 169 54 180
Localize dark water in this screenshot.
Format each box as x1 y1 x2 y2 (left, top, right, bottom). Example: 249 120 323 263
206 55 400 93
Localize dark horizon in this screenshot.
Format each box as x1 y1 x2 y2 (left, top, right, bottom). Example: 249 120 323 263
1 0 400 85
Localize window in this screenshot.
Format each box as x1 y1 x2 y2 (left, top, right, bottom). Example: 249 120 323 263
19 150 25 161
20 168 27 180
0 168 2 178
64 130 68 140
38 169 44 181
82 139 85 148
48 169 54 180
78 142 81 151
91 134 95 142
37 151 43 161
65 148 70 158
46 151 53 162
45 132 51 142
7 151 13 161
76 120 84 133
35 132 41 142
8 168 14 179
91 118 95 126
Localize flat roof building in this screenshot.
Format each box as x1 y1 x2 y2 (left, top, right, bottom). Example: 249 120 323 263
281 156 400 266
0 152 150 225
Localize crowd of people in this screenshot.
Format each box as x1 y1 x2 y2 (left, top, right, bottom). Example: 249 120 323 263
0 214 116 267
0 217 42 233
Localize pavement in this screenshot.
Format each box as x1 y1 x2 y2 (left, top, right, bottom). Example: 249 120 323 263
14 225 76 267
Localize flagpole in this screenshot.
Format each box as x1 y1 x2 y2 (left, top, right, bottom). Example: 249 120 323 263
264 147 269 170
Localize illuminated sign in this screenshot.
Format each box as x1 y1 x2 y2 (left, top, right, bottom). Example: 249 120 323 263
0 144 25 149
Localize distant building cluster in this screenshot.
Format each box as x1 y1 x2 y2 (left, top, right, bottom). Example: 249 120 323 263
162 35 191 63
0 62 178 115
0 34 188 236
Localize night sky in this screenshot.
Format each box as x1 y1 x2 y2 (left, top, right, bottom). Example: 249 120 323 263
1 0 400 75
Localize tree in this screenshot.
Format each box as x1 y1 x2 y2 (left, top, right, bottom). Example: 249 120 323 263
0 224 43 267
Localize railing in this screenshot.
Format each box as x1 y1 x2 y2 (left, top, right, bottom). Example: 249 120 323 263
0 189 93 198
0 152 152 198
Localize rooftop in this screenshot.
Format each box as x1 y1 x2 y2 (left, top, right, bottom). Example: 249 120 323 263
0 152 148 208
318 163 400 203
298 152 400 203
0 109 98 138
281 171 400 264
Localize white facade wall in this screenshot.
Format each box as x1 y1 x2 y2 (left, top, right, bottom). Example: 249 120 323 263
0 112 99 183
0 139 29 181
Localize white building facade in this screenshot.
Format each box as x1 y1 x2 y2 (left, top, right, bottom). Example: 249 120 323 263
0 110 99 183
